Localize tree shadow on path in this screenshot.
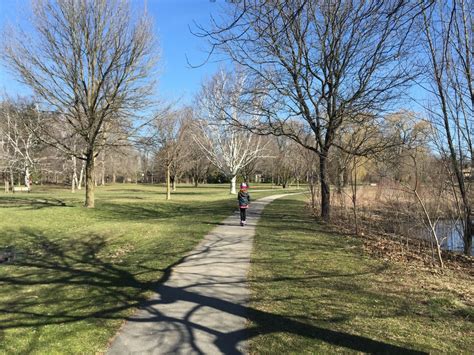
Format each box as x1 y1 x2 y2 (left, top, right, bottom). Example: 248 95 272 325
0 228 426 354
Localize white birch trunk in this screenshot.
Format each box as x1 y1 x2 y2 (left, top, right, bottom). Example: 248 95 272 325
24 166 30 190
101 153 105 186
72 155 77 193
78 160 85 190
230 175 237 194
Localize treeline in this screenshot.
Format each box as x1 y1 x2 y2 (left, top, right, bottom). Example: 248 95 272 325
0 98 312 191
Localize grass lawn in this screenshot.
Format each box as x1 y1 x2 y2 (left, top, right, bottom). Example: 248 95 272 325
0 183 291 354
248 194 473 354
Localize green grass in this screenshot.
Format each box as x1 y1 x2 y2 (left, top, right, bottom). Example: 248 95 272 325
0 183 290 354
248 194 473 354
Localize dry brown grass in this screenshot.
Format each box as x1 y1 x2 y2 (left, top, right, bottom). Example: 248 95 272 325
308 184 473 273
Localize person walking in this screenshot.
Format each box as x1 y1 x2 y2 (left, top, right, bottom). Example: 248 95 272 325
238 182 251 226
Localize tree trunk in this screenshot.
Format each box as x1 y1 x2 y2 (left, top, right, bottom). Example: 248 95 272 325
464 207 472 256
78 160 85 190
101 153 106 186
336 160 344 193
351 158 359 235
101 168 105 186
9 168 14 190
230 175 237 194
309 171 317 210
72 155 77 193
166 164 171 200
171 176 176 191
24 166 31 190
85 153 95 208
413 189 444 268
320 153 330 220
343 168 349 188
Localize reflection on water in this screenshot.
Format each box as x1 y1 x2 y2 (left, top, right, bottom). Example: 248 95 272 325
421 220 473 254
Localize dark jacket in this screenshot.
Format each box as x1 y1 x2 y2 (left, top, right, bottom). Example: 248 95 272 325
238 190 251 207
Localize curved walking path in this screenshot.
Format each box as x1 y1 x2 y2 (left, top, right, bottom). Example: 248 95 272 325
107 194 288 355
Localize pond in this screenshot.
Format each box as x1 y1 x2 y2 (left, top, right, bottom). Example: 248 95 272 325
420 220 474 254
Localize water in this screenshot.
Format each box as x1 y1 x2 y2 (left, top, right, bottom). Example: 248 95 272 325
420 220 473 254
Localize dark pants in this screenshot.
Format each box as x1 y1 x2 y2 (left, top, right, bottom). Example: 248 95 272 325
240 208 247 221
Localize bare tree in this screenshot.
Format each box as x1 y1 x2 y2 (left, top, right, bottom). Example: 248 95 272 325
2 0 158 207
419 0 473 255
193 70 267 194
147 109 189 200
335 113 410 233
184 123 212 187
197 0 417 219
0 99 44 191
112 145 141 184
267 136 304 189
404 151 445 268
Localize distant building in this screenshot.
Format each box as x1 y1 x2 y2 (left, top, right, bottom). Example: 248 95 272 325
462 166 472 179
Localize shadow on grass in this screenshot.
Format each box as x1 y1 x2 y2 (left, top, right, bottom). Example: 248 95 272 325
94 199 235 223
0 197 69 210
0 227 426 354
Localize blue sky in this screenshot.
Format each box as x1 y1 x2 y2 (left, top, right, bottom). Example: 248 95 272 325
0 0 225 105
0 0 427 113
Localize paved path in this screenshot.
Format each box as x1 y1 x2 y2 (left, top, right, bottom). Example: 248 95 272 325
107 194 288 355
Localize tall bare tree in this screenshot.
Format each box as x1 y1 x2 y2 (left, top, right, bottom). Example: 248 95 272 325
419 0 473 255
2 0 158 207
197 0 417 219
193 70 267 194
184 121 212 187
146 109 190 200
